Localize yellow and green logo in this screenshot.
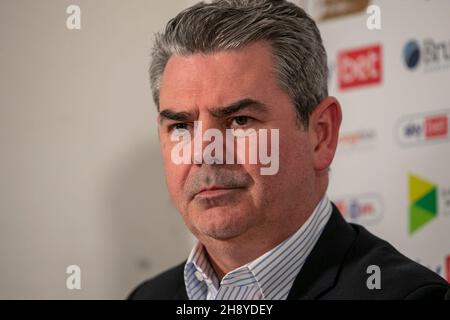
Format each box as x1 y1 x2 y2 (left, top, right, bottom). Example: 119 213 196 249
409 174 438 234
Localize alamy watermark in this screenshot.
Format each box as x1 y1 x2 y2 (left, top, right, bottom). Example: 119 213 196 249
66 265 81 290
170 121 279 175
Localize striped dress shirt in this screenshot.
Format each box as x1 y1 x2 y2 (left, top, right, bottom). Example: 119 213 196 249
184 194 332 300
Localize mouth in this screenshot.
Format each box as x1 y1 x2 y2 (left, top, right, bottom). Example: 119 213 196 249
194 186 246 199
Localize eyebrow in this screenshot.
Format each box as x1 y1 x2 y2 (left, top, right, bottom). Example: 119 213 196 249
210 98 268 118
158 110 197 124
158 98 268 124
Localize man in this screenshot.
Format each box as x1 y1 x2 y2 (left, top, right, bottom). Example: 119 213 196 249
129 0 449 299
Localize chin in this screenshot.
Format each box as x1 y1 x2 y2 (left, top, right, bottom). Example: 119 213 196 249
191 206 254 240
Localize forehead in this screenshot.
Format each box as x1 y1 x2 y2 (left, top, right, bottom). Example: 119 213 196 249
158 42 282 111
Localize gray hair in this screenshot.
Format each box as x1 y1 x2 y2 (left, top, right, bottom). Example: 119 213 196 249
150 0 328 127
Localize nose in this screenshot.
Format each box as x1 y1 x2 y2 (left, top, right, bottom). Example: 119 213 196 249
192 116 225 165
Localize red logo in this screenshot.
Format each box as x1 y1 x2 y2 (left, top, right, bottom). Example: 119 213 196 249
446 255 450 282
425 115 448 139
338 44 383 90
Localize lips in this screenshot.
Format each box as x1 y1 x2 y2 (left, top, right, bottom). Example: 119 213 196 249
194 186 245 198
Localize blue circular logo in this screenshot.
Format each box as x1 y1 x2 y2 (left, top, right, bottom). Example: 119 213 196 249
404 40 421 69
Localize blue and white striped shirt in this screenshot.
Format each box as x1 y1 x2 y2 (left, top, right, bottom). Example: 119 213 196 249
184 195 332 300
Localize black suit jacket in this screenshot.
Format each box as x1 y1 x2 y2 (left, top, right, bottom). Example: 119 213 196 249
129 203 449 300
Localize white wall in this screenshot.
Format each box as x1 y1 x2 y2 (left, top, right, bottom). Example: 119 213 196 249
0 0 196 299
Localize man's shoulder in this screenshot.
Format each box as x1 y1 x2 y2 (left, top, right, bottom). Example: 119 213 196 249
288 206 449 299
127 261 187 300
330 222 448 299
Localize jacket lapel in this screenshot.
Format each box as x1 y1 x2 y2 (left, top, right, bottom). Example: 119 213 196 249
173 267 189 299
287 203 357 299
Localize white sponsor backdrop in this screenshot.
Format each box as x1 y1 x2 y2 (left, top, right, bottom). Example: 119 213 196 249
0 0 447 300
293 0 450 281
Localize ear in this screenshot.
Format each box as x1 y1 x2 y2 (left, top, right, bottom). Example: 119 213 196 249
308 97 342 172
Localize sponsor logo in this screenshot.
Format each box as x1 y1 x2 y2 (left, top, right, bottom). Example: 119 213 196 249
409 174 438 234
395 110 450 147
334 194 384 226
338 129 376 152
447 255 450 282
337 44 383 90
409 174 450 235
403 38 450 72
404 40 421 69
426 115 448 138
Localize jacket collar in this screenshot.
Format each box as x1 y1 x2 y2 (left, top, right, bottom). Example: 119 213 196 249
286 203 356 299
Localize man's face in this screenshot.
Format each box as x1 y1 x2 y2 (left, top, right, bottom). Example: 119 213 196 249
158 42 316 243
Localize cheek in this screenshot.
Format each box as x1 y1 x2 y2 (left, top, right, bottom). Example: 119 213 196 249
240 163 274 204
279 131 313 178
160 141 188 200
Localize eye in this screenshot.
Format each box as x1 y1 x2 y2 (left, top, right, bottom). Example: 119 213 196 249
230 116 253 127
168 123 190 132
